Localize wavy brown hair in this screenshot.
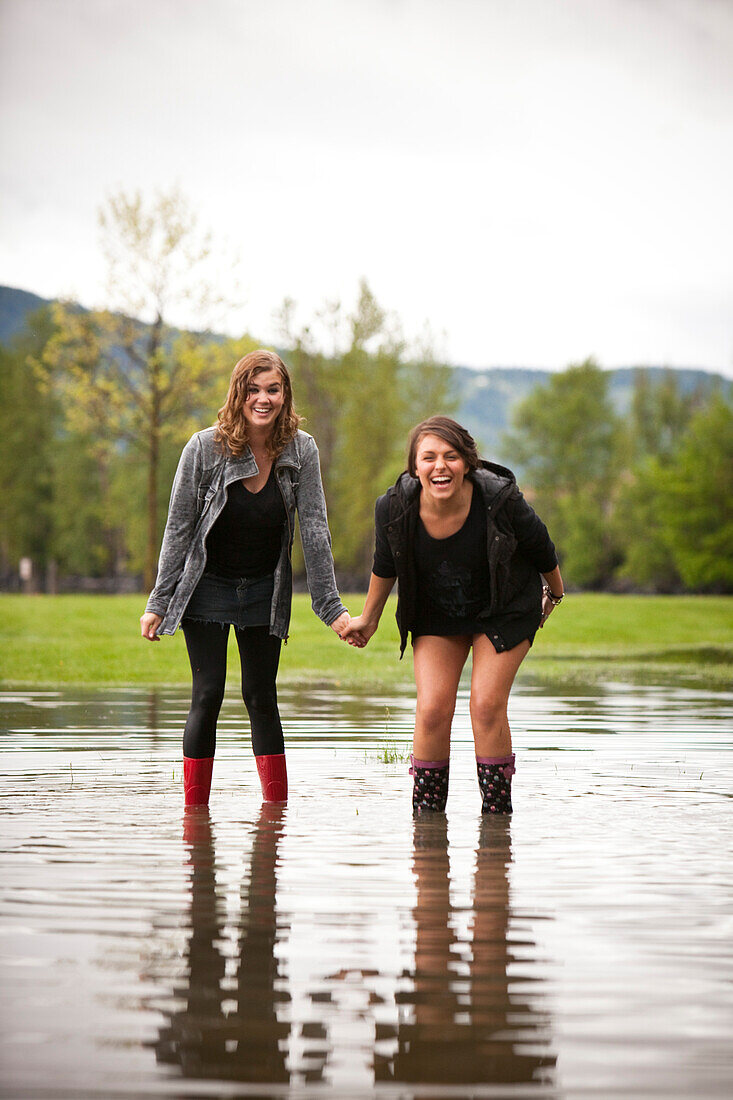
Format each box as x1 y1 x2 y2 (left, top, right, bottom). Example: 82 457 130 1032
407 415 481 477
215 350 300 458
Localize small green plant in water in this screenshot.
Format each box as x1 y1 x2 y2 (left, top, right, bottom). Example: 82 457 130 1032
365 706 410 764
375 741 409 764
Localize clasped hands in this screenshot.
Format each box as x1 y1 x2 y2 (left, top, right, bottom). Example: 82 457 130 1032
330 610 373 649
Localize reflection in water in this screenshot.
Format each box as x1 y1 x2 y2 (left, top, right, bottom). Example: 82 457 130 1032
4 684 731 1096
154 806 293 1084
154 808 554 1091
379 817 555 1089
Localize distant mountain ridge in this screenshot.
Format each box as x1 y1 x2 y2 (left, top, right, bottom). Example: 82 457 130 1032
2 284 730 451
0 285 52 345
453 363 733 457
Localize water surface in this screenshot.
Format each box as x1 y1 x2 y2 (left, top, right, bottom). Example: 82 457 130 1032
1 681 732 1098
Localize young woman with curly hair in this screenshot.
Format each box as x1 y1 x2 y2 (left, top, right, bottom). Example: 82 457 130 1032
140 350 354 806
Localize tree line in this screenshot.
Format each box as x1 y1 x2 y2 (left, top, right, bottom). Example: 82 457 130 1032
0 190 454 592
0 190 731 594
501 360 733 592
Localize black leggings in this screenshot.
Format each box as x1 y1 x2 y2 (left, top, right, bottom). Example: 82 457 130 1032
181 620 284 759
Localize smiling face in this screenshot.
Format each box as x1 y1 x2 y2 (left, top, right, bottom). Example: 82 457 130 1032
414 432 470 503
242 367 286 434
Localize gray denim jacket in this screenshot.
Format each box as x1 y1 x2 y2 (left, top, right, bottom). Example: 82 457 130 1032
145 427 346 638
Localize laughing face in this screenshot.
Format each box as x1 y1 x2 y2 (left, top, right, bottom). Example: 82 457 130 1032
414 433 470 504
242 367 285 434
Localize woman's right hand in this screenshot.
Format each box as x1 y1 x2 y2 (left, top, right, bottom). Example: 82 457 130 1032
140 612 163 641
340 614 379 647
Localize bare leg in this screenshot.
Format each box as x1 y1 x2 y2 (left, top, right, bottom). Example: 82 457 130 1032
412 635 472 760
468 635 530 757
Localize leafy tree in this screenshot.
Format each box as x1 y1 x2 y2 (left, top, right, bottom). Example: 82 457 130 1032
275 297 344 484
611 457 680 591
624 367 709 462
48 438 117 576
0 308 58 583
612 369 704 590
40 189 248 587
503 359 619 588
654 396 733 591
279 280 455 575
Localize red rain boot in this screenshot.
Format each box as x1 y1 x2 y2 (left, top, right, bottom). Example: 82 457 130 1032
255 754 288 802
183 756 214 806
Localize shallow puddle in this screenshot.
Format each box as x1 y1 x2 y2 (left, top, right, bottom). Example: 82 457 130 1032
1 680 732 1098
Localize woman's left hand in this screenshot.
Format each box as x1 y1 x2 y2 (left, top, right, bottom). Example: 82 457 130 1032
540 569 564 629
539 591 555 627
539 585 564 628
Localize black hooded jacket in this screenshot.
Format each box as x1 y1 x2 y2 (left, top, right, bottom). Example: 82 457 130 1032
373 462 559 656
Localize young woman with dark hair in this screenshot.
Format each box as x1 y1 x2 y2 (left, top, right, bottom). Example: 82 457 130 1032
140 350 354 806
342 415 564 815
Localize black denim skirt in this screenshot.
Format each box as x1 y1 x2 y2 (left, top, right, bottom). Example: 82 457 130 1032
182 571 274 630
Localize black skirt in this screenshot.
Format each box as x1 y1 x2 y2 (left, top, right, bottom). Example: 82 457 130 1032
182 572 274 630
410 619 537 653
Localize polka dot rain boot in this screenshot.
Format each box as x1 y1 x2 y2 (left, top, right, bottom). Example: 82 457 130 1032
410 755 450 815
476 753 515 814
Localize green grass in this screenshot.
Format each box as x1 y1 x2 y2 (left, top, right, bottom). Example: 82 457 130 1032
528 593 733 688
0 593 731 689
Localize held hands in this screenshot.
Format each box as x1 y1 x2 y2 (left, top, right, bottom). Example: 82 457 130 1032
339 613 379 647
330 611 368 648
140 612 163 641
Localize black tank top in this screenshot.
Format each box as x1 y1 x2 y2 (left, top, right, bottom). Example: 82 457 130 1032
204 464 286 578
412 485 490 635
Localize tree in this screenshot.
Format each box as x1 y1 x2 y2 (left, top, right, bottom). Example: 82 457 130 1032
0 308 57 582
612 369 704 590
624 367 709 462
654 396 733 591
611 456 680 591
503 359 619 588
278 281 455 576
275 297 344 484
41 189 247 588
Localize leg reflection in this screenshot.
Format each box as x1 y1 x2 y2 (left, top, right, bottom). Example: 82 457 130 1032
382 814 461 1084
381 816 555 1088
229 803 290 1082
468 817 555 1085
154 808 228 1075
153 806 290 1084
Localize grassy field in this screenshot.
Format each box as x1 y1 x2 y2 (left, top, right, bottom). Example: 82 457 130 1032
0 593 731 689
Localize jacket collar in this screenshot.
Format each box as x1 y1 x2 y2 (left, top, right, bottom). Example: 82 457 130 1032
391 461 516 517
473 463 517 508
275 436 301 470
222 435 301 484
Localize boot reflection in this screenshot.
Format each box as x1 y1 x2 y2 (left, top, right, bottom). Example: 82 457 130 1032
381 815 555 1089
154 806 290 1084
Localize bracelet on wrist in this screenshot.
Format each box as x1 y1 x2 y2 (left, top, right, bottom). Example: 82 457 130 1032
543 585 565 606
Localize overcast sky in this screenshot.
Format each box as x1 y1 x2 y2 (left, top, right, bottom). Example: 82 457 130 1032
1 0 732 375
